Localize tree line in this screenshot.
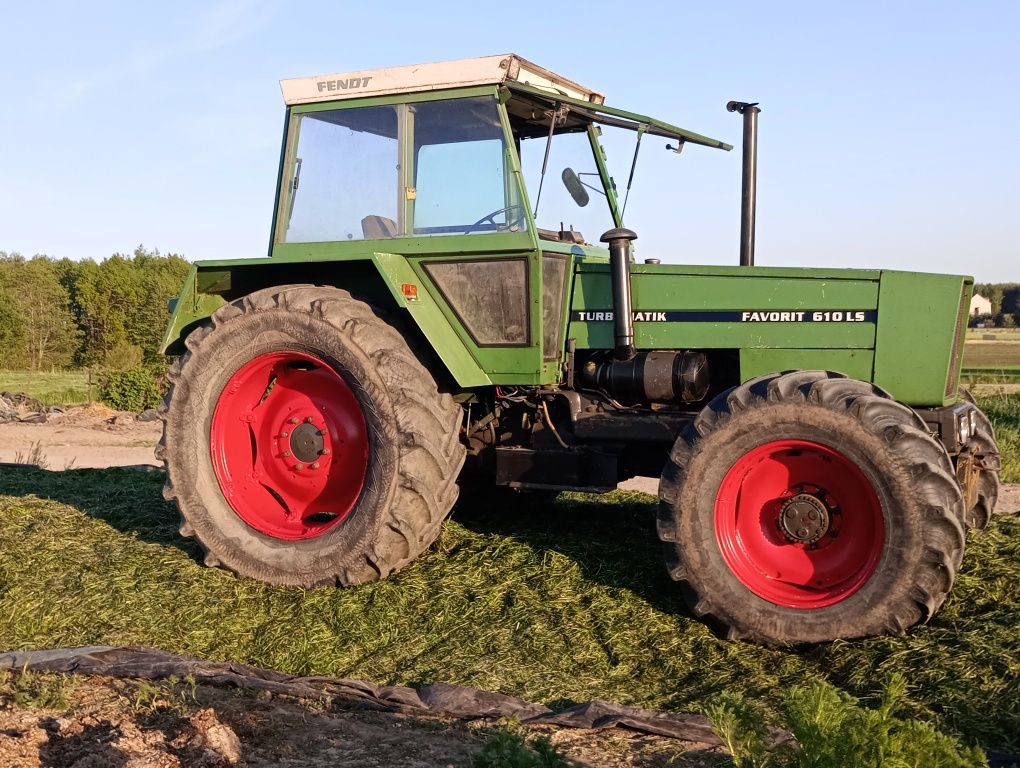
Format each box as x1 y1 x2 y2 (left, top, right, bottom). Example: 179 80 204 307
1 253 1015 370
0 248 190 371
973 283 1020 327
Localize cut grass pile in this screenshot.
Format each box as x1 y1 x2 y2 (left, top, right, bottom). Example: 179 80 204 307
0 461 1017 757
0 369 92 405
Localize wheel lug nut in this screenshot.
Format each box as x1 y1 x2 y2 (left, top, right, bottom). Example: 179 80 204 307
289 417 299 424
282 450 292 457
280 430 289 438
311 462 320 469
317 429 326 437
293 463 304 471
320 448 331 455
305 416 315 423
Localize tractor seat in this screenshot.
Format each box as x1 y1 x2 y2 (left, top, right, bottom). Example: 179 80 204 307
361 215 399 239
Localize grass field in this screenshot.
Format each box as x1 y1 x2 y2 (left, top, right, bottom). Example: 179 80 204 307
963 328 1020 373
963 344 1020 370
982 393 1020 482
0 369 92 405
0 394 1017 758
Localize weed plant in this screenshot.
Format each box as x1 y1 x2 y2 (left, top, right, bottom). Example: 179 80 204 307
707 675 986 767
0 668 76 710
471 730 572 768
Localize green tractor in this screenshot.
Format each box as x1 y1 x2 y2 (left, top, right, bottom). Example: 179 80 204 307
160 54 1000 645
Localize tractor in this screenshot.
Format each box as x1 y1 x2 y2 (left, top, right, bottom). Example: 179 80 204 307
160 54 1000 645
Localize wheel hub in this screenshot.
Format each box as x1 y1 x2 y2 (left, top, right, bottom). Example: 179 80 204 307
289 421 325 463
778 493 830 543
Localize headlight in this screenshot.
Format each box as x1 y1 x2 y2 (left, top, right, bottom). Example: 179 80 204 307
958 413 971 445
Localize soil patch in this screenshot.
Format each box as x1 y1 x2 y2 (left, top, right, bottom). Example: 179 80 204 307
0 673 716 768
0 404 161 469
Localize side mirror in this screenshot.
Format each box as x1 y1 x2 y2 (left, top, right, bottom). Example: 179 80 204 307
561 168 590 207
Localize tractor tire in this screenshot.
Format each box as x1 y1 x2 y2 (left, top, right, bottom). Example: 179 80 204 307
158 285 466 587
958 388 1001 529
657 370 966 645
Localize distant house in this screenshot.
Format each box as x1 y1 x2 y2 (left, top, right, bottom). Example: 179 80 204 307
970 294 992 316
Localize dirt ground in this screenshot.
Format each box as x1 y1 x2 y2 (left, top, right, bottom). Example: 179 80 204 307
0 404 163 469
0 674 715 768
0 404 1018 514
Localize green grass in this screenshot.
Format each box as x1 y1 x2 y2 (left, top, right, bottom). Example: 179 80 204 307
0 394 1015 758
0 467 1017 757
963 343 1020 369
966 329 1020 342
0 369 93 405
981 392 1020 482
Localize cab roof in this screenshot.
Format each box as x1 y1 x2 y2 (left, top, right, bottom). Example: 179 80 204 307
280 54 604 106
279 54 731 151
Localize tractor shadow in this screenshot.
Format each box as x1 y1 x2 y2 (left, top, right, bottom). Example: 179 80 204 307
0 466 205 563
450 488 695 620
0 466 692 618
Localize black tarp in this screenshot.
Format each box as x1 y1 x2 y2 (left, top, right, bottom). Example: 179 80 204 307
0 645 741 745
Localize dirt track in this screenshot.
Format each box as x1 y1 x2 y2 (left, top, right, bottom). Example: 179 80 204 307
0 404 162 469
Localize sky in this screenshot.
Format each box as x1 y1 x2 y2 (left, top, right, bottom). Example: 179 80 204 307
0 1 1017 281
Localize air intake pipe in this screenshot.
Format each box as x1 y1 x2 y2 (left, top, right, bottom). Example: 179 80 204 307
726 101 760 267
600 227 638 360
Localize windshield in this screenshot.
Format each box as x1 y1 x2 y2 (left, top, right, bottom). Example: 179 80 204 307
506 92 623 246
282 96 524 243
518 128 616 245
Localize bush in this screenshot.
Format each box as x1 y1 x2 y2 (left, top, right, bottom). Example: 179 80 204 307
100 365 166 412
706 675 987 768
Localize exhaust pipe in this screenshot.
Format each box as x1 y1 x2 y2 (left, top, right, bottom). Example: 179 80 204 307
600 227 638 361
727 101 760 267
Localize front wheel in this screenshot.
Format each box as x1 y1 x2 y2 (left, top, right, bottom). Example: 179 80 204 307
657 371 966 645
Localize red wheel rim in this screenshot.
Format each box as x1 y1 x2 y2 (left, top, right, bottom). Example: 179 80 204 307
714 439 884 608
210 351 369 540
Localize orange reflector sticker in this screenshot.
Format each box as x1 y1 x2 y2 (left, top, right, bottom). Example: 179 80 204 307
401 283 419 301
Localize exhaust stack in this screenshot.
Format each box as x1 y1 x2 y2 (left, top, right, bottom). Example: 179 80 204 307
727 101 760 267
600 228 638 361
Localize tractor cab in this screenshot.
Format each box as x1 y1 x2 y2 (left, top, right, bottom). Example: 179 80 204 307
269 55 731 381
274 54 730 252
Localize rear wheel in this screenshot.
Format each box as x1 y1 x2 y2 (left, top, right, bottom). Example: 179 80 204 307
658 371 966 645
159 285 466 587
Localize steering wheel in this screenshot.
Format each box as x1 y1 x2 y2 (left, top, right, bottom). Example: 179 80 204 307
464 205 525 234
